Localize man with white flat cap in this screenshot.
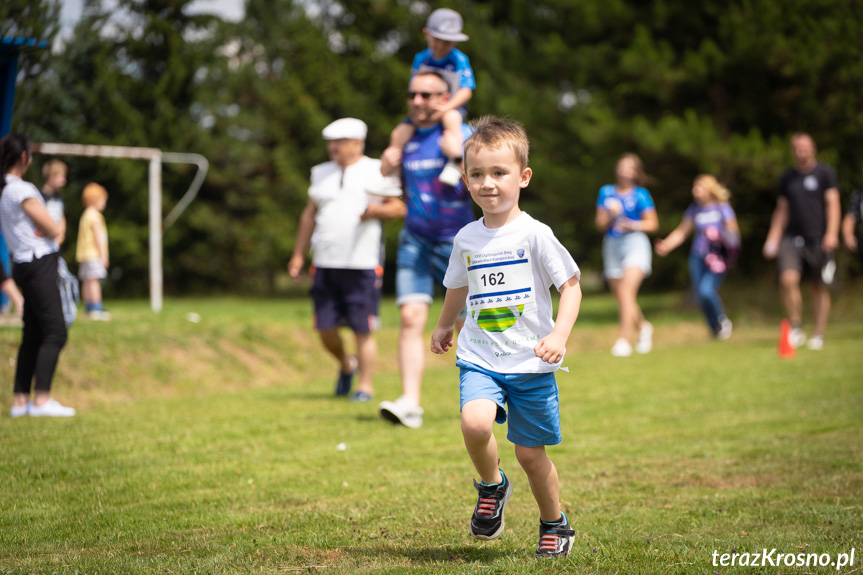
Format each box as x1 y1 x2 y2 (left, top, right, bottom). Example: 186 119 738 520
289 118 406 402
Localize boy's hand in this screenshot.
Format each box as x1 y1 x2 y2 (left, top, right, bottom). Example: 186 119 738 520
534 332 567 364
430 326 455 354
427 108 445 123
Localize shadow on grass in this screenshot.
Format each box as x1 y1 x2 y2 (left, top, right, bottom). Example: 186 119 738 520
351 542 519 564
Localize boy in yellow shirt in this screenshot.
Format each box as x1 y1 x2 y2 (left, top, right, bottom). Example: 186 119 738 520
76 183 110 320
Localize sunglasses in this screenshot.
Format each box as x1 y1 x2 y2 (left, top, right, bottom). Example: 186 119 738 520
406 91 445 100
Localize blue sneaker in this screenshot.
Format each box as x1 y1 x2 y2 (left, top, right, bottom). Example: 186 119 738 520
349 391 372 403
334 363 356 396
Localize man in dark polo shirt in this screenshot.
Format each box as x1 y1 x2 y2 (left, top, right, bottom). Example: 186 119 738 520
762 133 841 350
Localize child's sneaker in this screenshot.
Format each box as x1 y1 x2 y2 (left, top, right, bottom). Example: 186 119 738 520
535 512 576 558
469 469 513 540
28 398 76 417
635 321 653 354
438 160 463 186
86 309 111 321
378 395 424 428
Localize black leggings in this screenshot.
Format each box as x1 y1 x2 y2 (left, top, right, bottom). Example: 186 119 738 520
12 252 68 394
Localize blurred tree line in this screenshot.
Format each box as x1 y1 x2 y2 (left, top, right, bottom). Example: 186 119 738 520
4 0 862 296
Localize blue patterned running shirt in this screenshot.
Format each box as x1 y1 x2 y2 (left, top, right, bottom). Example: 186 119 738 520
402 123 475 241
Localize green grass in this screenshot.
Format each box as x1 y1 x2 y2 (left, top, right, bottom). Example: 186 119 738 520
1 289 861 574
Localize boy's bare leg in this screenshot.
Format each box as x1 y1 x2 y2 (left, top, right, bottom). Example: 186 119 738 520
462 398 504 485
515 444 562 523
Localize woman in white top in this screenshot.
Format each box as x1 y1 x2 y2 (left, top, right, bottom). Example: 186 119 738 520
0 133 74 417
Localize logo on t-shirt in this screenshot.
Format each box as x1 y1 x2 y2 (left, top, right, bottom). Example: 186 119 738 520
804 175 819 192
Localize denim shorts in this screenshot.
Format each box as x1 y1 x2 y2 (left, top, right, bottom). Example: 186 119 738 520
602 232 652 279
457 358 562 448
395 228 455 306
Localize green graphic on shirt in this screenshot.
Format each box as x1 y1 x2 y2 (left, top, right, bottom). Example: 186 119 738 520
473 305 525 333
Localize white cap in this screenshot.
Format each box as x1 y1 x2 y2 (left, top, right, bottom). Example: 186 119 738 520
322 118 368 140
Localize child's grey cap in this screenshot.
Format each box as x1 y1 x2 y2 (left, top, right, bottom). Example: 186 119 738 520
322 118 368 140
426 8 469 42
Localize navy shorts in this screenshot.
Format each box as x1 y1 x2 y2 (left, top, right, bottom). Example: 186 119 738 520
310 267 381 334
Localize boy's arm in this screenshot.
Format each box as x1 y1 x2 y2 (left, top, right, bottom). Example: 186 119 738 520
435 87 473 115
430 285 469 354
94 218 108 266
534 276 582 364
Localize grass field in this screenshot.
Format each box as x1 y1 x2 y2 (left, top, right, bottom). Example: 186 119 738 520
1 288 861 574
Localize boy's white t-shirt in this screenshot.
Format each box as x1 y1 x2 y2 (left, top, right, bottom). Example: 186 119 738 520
443 212 580 374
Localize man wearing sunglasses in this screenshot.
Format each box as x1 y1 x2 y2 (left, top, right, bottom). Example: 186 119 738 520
378 71 475 429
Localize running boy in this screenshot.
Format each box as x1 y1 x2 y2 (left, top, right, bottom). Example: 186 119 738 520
381 8 475 187
430 116 582 557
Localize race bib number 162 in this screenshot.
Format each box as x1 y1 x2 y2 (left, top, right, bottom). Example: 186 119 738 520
465 246 535 311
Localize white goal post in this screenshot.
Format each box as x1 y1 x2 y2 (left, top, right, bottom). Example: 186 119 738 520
32 142 209 312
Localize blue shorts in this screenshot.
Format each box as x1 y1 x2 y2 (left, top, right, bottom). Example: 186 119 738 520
395 228 454 306
310 267 381 334
602 231 652 279
457 358 562 448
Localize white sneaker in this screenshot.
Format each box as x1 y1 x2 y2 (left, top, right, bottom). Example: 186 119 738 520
438 160 463 187
717 317 733 340
806 335 824 350
635 322 653 354
366 175 403 197
789 327 807 349
611 338 633 357
10 402 31 418
29 398 76 417
379 395 424 429
86 310 111 321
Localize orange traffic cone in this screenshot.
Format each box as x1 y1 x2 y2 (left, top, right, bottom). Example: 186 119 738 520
777 319 796 359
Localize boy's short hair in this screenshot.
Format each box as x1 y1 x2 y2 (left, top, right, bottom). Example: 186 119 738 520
42 159 68 180
464 116 530 170
82 182 108 207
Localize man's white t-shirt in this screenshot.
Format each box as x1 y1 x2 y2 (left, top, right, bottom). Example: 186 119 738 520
308 156 386 269
443 212 580 373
